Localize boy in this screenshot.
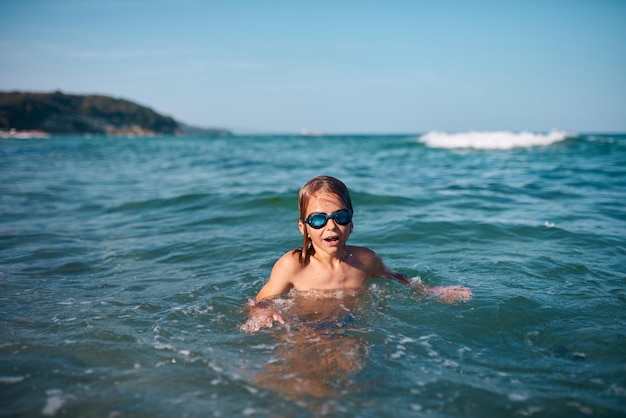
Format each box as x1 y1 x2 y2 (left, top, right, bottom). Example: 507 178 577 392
243 176 472 332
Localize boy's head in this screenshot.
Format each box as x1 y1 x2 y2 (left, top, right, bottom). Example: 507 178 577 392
297 176 353 222
296 176 353 265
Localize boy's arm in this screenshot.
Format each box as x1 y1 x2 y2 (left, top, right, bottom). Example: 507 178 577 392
241 252 297 333
255 251 298 300
371 251 472 304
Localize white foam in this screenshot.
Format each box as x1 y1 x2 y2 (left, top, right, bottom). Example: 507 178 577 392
419 130 571 150
508 392 528 402
42 389 65 416
0 375 27 384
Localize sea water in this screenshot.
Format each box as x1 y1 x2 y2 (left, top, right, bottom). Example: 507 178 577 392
0 132 625 417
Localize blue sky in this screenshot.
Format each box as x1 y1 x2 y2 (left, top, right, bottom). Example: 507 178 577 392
1 0 624 134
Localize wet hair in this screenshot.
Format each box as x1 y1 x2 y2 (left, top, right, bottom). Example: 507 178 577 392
294 176 354 266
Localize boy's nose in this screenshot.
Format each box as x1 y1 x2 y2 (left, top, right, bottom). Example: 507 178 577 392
325 218 338 229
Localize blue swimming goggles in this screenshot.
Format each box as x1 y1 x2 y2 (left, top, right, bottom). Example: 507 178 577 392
303 209 353 229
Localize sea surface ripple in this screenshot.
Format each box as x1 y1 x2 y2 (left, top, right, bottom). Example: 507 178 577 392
0 133 625 417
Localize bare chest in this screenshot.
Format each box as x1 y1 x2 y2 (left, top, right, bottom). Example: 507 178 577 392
291 261 369 291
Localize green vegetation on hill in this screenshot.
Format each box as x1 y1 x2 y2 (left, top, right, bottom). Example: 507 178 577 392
0 91 231 136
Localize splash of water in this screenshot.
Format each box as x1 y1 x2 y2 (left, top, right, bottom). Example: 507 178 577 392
419 130 572 149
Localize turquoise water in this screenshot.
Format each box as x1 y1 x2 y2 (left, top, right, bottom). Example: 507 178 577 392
1 133 625 417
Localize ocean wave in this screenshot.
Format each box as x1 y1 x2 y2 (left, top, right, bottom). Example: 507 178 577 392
418 130 572 150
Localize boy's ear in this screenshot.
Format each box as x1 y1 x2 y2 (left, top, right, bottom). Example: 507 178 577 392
298 219 306 236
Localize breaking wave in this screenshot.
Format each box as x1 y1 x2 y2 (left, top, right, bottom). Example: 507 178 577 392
419 130 572 150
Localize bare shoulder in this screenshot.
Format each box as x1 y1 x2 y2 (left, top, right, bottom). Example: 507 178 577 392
273 249 302 273
347 245 407 282
347 245 385 274
348 245 379 259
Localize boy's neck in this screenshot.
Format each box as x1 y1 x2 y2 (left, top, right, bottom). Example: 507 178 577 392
312 246 351 266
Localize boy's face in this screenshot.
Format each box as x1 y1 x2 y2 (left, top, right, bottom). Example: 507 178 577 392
298 192 353 258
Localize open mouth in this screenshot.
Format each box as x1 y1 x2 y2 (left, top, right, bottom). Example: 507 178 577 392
324 236 340 243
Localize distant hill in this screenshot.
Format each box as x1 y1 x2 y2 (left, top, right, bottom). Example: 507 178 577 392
0 91 231 136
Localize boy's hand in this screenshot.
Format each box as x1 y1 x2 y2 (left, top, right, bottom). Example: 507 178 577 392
429 286 473 304
241 307 285 333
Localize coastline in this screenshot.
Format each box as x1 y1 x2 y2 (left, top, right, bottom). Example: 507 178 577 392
0 128 50 139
